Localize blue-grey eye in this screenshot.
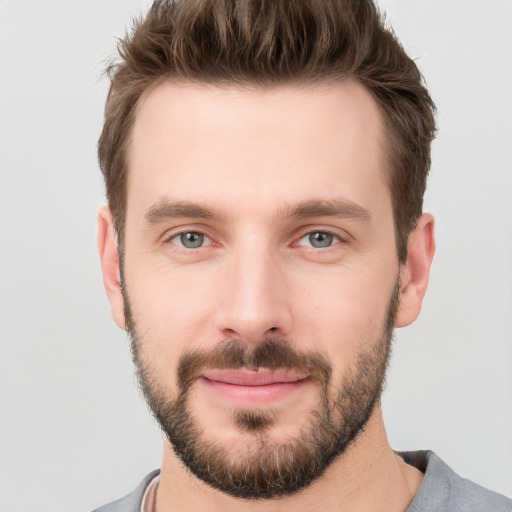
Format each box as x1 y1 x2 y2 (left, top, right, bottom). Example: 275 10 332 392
298 231 339 248
171 231 209 249
309 232 333 248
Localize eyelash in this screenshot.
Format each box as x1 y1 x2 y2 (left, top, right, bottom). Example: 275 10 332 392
295 229 344 250
162 227 347 252
164 230 214 250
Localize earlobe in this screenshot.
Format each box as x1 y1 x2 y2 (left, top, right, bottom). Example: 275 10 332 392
97 206 126 330
395 213 436 328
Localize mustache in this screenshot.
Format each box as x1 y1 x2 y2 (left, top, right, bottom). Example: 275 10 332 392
177 338 332 391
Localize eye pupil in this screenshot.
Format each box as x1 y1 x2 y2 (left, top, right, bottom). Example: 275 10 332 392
309 231 333 248
180 232 204 248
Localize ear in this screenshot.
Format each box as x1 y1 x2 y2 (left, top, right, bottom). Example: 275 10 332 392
395 213 436 328
97 206 126 329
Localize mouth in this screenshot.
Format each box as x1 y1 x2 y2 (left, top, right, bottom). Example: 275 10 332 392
200 369 310 407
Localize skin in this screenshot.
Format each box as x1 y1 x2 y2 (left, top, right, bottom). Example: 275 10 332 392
98 80 435 511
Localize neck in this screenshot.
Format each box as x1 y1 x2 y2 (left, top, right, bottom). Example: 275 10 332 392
154 405 423 512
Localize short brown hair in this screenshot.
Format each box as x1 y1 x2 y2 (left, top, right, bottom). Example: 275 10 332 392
98 0 436 262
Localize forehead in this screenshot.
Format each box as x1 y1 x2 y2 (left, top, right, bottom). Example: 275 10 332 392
127 80 389 219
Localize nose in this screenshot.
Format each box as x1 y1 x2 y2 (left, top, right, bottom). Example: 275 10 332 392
214 244 293 344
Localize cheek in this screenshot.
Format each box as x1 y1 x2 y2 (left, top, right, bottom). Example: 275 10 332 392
126 254 218 324
125 263 221 393
291 265 395 365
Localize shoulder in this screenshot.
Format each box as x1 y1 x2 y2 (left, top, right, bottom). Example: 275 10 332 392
91 470 160 512
402 451 512 512
447 473 512 511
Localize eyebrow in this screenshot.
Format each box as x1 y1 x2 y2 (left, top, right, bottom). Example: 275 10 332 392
145 200 221 224
283 199 371 221
144 198 370 225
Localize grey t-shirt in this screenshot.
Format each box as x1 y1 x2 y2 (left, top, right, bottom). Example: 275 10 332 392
92 451 512 511
400 451 512 511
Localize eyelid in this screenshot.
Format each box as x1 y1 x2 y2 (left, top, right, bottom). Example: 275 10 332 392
172 232 212 248
292 226 350 246
161 225 217 247
159 224 350 249
296 232 340 249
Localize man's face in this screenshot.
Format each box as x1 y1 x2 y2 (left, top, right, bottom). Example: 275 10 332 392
119 81 402 497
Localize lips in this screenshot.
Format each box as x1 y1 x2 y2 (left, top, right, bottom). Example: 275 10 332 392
200 369 310 406
202 369 308 386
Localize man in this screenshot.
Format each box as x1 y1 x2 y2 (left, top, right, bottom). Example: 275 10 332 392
94 0 511 511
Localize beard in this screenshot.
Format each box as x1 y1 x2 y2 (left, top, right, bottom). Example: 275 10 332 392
124 281 399 499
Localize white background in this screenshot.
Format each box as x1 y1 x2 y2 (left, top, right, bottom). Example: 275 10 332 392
0 1 511 511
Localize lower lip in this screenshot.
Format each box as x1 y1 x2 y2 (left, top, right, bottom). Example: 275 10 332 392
200 377 309 407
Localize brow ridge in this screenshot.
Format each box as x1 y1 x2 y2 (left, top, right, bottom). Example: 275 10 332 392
284 199 371 221
144 198 370 225
145 200 219 224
